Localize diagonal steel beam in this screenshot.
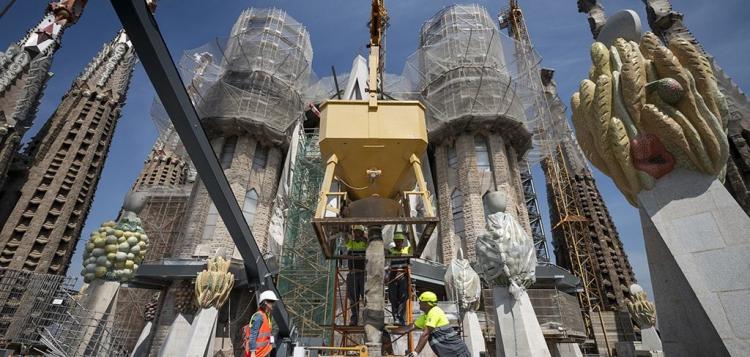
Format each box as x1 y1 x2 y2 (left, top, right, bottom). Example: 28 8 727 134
109 0 294 338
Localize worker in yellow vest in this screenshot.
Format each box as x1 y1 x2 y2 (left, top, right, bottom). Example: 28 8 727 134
387 231 411 325
243 290 277 357
345 225 367 325
396 291 470 357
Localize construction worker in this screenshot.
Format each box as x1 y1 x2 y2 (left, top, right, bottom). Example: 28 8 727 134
396 291 470 357
345 225 367 325
243 290 278 357
387 231 411 325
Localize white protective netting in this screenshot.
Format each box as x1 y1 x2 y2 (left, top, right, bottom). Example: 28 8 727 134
177 8 314 143
304 4 561 162
169 4 562 162
404 4 550 161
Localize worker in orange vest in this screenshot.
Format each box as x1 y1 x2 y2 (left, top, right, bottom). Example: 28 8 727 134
243 290 278 357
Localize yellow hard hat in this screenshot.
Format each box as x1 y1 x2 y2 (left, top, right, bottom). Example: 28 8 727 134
393 232 407 240
418 291 438 304
353 225 367 233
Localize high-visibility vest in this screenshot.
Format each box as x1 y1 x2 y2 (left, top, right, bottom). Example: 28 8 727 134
345 240 367 252
243 311 272 357
388 245 411 268
346 239 367 270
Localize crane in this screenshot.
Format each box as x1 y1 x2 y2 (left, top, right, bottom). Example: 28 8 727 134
499 0 602 341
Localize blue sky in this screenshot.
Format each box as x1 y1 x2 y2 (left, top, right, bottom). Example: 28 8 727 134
1 0 749 297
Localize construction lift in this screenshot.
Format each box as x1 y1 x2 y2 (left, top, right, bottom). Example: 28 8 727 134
311 0 438 355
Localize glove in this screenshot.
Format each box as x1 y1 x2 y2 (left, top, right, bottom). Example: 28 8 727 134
406 352 418 357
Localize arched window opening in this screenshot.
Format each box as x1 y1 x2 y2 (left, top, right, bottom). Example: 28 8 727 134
243 189 259 226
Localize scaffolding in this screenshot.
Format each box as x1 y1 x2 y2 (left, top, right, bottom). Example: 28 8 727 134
0 268 141 356
521 163 550 262
179 8 314 144
277 128 334 339
327 263 416 353
403 5 531 146
527 288 587 340
500 0 634 350
495 3 601 353
135 185 192 264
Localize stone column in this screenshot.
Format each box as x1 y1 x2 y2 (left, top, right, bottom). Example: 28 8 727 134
434 144 457 262
249 146 282 254
75 280 122 357
487 134 528 232
506 145 532 235
463 311 486 357
364 227 385 356
211 136 255 256
455 134 486 260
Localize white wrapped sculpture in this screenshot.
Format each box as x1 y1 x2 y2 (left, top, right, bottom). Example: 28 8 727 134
445 257 485 357
476 191 537 299
444 258 481 311
476 191 549 357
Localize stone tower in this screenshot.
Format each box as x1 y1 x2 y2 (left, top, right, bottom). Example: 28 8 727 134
147 9 312 355
541 69 636 311
411 5 533 262
132 126 188 191
0 0 87 192
173 7 310 260
0 31 137 275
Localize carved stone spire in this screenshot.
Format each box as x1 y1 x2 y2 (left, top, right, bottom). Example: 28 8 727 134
577 0 607 38
0 0 87 190
0 30 137 275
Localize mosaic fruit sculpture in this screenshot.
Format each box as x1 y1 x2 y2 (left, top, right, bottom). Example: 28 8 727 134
80 212 149 283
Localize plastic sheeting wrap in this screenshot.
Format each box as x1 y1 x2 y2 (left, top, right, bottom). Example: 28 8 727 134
444 258 482 311
476 211 537 299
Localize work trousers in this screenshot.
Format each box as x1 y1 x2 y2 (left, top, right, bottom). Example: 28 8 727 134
429 326 470 357
388 270 408 325
346 270 365 324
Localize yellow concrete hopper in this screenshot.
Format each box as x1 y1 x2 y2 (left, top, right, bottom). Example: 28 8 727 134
319 100 428 201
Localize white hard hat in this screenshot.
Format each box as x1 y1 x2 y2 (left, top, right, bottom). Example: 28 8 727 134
259 290 279 303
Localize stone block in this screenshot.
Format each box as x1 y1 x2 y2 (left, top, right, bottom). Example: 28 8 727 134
719 290 750 339
492 286 550 357
463 311 486 357
131 321 153 357
550 343 583 357
640 326 662 353
158 313 192 357
186 307 219 357
638 169 750 357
